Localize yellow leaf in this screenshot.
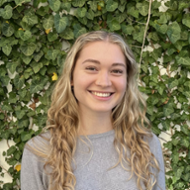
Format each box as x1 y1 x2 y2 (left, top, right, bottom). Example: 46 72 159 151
6 21 9 24
15 164 21 172
45 28 51 34
97 5 102 11
18 28 25 31
52 72 58 81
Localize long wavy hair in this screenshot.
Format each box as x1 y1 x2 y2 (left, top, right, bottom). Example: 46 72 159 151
31 31 160 190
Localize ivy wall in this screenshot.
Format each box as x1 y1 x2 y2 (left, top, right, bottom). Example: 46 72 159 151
0 0 190 189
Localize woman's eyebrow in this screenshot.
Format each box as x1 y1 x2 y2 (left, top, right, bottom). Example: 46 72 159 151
112 63 126 68
82 59 126 68
82 59 100 64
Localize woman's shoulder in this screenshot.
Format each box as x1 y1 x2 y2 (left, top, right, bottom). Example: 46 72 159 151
27 132 50 147
144 132 163 159
24 131 51 158
147 132 161 146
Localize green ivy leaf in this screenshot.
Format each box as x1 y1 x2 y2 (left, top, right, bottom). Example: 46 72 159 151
30 77 48 94
86 9 94 20
21 132 32 142
61 1 71 12
22 14 38 26
47 32 58 42
23 67 33 79
15 0 31 5
18 119 29 128
36 5 49 16
152 1 161 9
54 14 68 33
118 2 126 13
2 22 15 37
43 15 54 30
74 24 87 38
136 2 149 16
182 14 190 28
33 51 44 62
45 49 60 61
31 61 43 73
72 0 86 7
19 30 32 41
183 91 190 98
15 110 25 119
133 27 145 43
127 5 139 18
20 43 37 56
88 1 97 12
163 106 174 117
155 24 168 34
115 13 127 23
60 27 74 40
6 60 20 74
168 79 179 89
106 0 118 12
14 74 25 90
1 5 13 19
157 14 168 24
0 0 7 6
181 125 189 135
108 19 120 31
167 21 181 44
8 92 17 104
21 54 33 65
2 45 12 56
179 1 190 11
48 0 61 12
121 24 134 35
176 56 190 66
77 7 87 18
161 120 170 130
1 103 12 111
1 76 10 86
172 150 179 164
7 146 17 156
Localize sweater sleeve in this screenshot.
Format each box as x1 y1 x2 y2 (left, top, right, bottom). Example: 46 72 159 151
149 134 166 190
21 138 49 190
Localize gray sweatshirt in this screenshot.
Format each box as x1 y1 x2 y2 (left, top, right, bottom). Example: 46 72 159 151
21 130 165 190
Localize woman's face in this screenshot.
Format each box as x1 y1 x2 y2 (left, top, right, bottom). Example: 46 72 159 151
72 41 127 114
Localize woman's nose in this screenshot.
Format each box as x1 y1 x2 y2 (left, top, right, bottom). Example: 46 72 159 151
95 71 112 87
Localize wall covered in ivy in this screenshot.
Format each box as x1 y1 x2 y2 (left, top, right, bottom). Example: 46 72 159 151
0 0 190 189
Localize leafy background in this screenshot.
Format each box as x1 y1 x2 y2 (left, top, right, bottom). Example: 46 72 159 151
0 0 190 189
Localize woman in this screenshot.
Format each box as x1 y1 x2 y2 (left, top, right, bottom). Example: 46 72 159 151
21 31 165 190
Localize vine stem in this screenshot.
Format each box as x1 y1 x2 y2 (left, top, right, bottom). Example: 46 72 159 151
0 164 13 179
13 1 25 9
138 0 153 78
158 136 167 143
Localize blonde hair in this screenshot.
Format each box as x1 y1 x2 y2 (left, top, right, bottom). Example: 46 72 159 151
30 31 159 190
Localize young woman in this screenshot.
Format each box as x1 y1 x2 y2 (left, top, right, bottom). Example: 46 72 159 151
21 31 165 190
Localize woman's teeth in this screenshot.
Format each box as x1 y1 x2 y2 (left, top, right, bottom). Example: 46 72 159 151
91 92 111 97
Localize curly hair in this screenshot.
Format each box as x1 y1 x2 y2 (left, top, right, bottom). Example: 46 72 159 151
30 31 160 190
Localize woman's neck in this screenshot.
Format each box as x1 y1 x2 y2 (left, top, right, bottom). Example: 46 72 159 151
78 110 113 136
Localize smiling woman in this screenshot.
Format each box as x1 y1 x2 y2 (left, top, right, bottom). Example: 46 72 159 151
21 31 165 190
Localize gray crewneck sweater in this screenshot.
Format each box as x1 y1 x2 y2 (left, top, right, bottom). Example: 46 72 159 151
21 130 165 190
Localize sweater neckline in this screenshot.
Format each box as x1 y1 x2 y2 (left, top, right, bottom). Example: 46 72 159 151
79 129 115 140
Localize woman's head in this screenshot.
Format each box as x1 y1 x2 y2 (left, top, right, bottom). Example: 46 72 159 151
51 31 138 118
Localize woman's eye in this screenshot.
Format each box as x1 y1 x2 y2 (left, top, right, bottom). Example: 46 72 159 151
112 70 123 74
86 67 97 71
